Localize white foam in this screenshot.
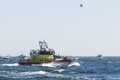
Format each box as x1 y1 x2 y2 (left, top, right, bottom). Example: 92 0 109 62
31 62 56 67
20 71 47 75
68 61 80 67
54 69 65 73
108 61 112 63
41 63 56 67
2 63 19 66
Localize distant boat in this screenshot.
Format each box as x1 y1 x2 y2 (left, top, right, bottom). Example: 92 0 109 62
3 55 11 59
96 54 103 58
0 55 11 59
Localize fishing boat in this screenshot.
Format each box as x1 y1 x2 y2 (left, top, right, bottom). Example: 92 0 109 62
18 41 72 67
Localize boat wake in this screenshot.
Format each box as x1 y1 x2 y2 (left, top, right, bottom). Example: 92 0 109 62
41 63 57 67
31 63 57 67
68 61 80 67
1 62 70 67
1 63 19 66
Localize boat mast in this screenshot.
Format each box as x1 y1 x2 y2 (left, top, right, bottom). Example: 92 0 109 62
39 41 49 51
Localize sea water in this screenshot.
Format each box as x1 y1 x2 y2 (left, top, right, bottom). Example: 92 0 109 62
0 56 120 80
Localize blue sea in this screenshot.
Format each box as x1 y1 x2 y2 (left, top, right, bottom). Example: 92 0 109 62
0 56 120 80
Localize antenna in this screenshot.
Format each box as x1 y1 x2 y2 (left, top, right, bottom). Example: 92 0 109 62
39 41 49 51
39 41 42 51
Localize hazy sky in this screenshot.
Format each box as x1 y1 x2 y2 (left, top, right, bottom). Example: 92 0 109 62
0 0 120 56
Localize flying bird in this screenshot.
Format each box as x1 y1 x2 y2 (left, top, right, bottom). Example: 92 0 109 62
80 4 83 7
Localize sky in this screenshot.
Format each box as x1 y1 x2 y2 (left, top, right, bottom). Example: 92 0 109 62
0 0 120 56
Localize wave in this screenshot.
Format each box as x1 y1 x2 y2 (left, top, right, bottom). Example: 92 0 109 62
0 70 47 79
54 69 65 73
1 63 18 66
19 70 47 75
0 70 91 80
68 61 80 67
